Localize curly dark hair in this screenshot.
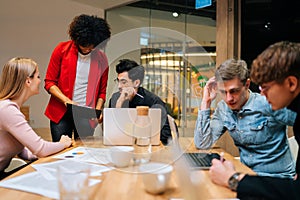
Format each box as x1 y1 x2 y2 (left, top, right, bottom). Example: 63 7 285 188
116 59 145 83
250 41 300 85
68 14 111 48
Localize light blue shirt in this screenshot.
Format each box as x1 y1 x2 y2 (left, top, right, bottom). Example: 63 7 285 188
194 91 296 178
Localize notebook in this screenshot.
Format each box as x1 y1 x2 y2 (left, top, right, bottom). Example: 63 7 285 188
67 103 101 119
103 108 161 145
184 152 220 170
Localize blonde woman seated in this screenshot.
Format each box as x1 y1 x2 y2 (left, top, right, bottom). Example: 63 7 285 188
0 57 72 179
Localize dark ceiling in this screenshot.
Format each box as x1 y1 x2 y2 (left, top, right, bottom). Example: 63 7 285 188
128 0 300 60
129 0 216 19
241 0 300 60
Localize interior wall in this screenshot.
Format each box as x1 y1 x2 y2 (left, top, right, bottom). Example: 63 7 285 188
0 0 104 128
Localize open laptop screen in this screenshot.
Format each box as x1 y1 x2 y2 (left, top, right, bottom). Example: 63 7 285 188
103 108 161 145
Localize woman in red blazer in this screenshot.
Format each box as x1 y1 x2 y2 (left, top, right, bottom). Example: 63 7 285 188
44 14 111 142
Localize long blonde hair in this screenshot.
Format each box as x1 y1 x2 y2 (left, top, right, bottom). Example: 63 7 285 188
0 57 38 100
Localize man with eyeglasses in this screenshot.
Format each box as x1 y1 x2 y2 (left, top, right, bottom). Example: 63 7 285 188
194 59 296 179
209 41 300 200
108 59 172 145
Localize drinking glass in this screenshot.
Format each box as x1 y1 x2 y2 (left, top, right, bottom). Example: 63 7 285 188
57 166 90 200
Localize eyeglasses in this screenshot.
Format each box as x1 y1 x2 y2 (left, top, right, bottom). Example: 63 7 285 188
259 82 276 93
114 78 129 85
218 87 243 96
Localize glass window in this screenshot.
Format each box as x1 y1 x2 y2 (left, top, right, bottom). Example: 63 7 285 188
106 3 216 136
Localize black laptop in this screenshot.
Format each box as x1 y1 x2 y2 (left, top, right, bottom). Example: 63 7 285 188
184 153 221 169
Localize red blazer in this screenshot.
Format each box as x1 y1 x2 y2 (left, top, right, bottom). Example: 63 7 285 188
44 41 109 123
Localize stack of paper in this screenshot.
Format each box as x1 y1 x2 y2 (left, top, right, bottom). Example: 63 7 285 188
0 150 112 199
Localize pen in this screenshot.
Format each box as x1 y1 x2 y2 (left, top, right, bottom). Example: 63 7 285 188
135 93 144 99
220 152 224 162
72 151 84 155
123 91 144 98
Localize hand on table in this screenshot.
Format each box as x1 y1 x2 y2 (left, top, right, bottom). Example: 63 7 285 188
209 159 236 187
59 135 72 148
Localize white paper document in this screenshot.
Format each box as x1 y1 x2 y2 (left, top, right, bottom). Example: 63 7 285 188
0 159 112 199
53 146 111 164
32 159 112 178
0 171 100 199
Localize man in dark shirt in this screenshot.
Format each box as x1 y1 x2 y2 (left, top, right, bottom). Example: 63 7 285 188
109 59 172 145
209 41 300 199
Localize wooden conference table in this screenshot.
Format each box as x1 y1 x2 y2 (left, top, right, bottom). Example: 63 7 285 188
0 137 254 200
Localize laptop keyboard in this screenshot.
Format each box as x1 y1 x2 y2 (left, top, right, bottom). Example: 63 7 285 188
184 153 220 169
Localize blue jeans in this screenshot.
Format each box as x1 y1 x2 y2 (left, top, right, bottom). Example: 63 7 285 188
50 110 95 142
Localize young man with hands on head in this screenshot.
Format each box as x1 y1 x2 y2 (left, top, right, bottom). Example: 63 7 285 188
194 58 296 179
209 41 300 200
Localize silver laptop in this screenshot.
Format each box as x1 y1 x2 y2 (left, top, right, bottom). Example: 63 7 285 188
103 108 161 145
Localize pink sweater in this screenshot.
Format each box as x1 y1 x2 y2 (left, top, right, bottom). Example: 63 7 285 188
0 100 65 171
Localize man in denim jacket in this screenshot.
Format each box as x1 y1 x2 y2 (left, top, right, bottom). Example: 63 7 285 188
194 59 296 178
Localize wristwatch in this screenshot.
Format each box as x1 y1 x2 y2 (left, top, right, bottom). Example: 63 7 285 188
228 172 241 191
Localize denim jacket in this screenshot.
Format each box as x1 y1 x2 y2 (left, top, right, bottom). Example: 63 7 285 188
194 91 296 178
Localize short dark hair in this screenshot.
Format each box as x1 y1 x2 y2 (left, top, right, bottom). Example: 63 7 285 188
215 59 249 85
251 41 300 85
116 59 145 83
68 14 111 48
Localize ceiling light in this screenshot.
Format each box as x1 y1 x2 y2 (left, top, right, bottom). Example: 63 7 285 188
264 22 271 30
172 12 179 18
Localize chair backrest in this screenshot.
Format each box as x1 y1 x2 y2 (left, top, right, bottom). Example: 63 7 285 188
167 114 179 139
288 136 298 161
4 158 27 173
